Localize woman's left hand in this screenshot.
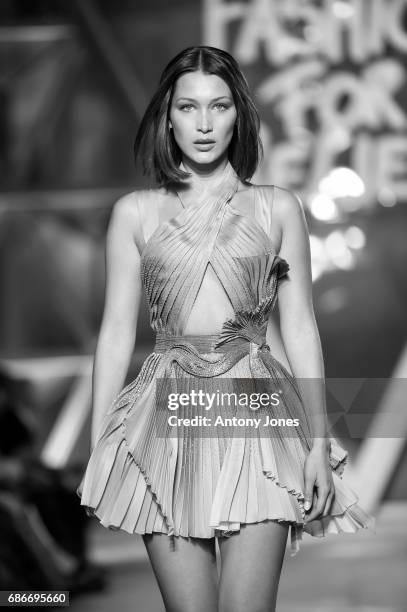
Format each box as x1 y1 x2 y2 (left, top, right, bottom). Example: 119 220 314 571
303 445 335 523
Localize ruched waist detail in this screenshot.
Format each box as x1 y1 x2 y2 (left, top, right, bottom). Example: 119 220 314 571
154 332 223 354
154 330 270 355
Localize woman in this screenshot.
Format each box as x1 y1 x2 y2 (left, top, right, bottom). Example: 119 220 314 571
77 46 374 612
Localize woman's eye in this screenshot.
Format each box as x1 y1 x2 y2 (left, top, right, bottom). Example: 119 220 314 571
178 103 229 112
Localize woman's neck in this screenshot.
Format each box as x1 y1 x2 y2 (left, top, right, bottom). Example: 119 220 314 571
180 156 229 191
172 156 240 210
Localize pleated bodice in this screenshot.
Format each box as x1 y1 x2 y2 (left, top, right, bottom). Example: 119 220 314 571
140 162 289 344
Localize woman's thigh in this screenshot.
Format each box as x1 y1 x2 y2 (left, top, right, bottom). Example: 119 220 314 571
218 520 289 612
142 533 218 612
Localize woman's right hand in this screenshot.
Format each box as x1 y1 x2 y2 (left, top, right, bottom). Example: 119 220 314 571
303 445 335 523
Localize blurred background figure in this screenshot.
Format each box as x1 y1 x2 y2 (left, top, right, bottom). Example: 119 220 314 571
0 370 106 593
0 1 406 610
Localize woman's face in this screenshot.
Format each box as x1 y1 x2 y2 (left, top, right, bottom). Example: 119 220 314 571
169 70 237 168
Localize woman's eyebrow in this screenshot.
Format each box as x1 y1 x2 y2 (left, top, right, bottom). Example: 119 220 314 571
175 96 232 102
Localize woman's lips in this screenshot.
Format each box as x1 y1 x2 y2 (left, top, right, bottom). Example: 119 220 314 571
194 141 216 150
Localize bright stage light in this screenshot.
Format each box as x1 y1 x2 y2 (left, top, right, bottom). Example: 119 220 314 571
333 1 355 20
344 226 366 249
319 167 365 198
309 193 340 221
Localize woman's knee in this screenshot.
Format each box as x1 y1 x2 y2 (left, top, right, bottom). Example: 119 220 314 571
166 600 218 612
219 598 277 612
219 575 279 612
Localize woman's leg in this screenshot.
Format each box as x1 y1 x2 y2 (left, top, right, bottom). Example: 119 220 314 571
142 533 218 612
218 521 289 612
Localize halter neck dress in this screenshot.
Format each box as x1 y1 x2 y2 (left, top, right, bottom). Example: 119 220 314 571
76 162 374 556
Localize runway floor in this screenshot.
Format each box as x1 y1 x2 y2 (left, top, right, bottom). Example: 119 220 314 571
71 501 406 612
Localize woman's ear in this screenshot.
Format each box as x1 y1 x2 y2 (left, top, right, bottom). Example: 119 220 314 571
168 120 173 129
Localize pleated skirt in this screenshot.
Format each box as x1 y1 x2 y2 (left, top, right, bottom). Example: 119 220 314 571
76 334 375 557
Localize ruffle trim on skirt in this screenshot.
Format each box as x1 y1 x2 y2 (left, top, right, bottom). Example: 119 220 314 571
76 348 375 557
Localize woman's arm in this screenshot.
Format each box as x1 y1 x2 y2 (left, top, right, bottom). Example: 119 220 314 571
90 193 143 451
273 186 328 447
272 186 335 520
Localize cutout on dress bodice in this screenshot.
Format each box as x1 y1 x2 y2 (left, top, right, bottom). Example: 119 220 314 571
183 261 236 335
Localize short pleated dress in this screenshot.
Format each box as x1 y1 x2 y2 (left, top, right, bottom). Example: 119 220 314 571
76 162 375 556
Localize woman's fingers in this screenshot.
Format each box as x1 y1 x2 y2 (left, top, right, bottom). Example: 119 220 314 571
303 473 315 512
322 488 335 517
304 487 330 523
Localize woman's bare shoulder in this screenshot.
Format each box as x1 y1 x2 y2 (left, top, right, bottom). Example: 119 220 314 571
134 186 167 199
108 189 157 247
110 188 168 250
112 187 166 217
253 183 304 221
131 186 170 211
115 186 165 204
252 182 301 201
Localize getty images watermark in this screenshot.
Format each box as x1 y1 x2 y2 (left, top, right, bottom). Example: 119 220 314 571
166 388 299 430
151 378 308 438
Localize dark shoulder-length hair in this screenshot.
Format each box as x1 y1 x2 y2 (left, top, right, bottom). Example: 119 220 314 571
134 46 262 185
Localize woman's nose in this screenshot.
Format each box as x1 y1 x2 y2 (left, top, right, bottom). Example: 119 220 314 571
197 111 212 132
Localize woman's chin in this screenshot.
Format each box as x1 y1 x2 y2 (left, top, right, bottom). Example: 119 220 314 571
183 150 228 168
